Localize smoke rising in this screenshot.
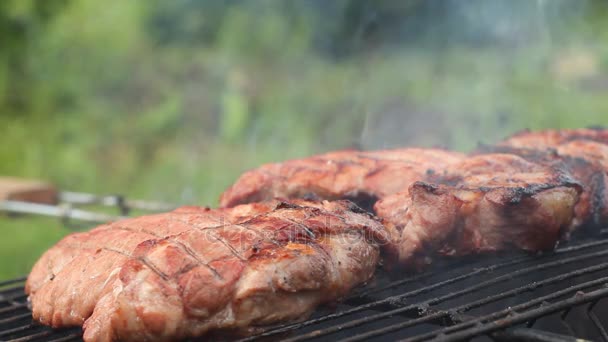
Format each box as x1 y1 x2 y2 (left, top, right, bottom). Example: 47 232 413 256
357 0 600 152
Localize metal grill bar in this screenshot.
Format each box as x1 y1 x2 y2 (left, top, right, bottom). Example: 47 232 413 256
355 238 608 299
59 191 175 213
239 257 535 342
9 330 53 342
0 313 32 325
241 239 608 341
46 332 83 342
0 303 27 315
429 286 608 342
403 282 608 342
243 246 608 342
0 291 27 305
0 201 124 224
0 277 26 288
4 239 608 341
0 324 36 338
493 328 592 342
339 271 608 342
587 302 608 342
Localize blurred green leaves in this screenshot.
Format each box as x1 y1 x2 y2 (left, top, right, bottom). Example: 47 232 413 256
2 0 608 278
1 0 608 199
221 76 250 144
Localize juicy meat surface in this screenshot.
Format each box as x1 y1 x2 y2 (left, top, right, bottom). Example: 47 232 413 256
478 141 608 230
375 154 581 268
500 128 608 148
26 200 387 342
219 148 465 209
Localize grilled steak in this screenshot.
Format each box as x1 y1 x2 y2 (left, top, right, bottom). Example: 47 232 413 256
500 128 608 148
477 141 608 231
219 148 465 209
26 200 387 342
374 154 581 268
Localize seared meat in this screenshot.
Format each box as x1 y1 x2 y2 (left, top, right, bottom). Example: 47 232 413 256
26 200 386 342
375 154 581 268
556 141 608 228
557 140 608 165
477 141 608 230
219 148 465 209
500 128 608 148
26 203 275 298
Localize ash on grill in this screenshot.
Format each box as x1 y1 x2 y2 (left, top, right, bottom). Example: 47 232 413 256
2 234 608 342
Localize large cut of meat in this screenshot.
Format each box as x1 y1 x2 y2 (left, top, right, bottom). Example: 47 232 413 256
374 154 581 268
477 140 608 230
219 148 465 209
499 128 608 148
219 147 584 268
26 200 387 341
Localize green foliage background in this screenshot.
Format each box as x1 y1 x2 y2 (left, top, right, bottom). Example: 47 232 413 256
2 0 608 279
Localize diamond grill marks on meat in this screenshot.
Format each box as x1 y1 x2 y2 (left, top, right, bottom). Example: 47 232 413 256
477 141 608 231
219 148 465 209
374 154 581 268
26 200 386 342
25 203 277 300
499 128 608 148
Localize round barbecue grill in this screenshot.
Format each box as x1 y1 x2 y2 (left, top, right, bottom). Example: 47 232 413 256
2 233 608 342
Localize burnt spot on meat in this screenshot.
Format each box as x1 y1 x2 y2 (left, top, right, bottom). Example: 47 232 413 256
587 171 607 231
554 171 583 192
412 181 444 195
595 172 607 226
275 201 301 210
485 136 608 231
301 192 322 202
342 194 378 214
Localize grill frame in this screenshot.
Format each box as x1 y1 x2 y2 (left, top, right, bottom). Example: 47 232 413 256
2 237 608 342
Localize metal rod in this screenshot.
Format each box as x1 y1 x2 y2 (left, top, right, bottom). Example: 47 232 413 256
243 247 608 342
339 265 608 342
59 191 176 212
8 330 54 342
559 309 576 336
351 238 608 300
0 288 27 306
0 312 33 325
239 252 542 342
0 200 125 223
0 324 35 338
587 307 608 342
46 332 83 342
430 286 608 342
492 328 592 342
0 303 27 315
0 277 25 288
238 265 501 342
401 281 608 342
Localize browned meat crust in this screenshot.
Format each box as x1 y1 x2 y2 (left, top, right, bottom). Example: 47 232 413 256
219 148 465 209
374 154 581 268
500 128 608 148
26 200 386 342
477 141 608 231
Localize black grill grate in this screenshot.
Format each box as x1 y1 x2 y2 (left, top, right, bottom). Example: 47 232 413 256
3 237 608 342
